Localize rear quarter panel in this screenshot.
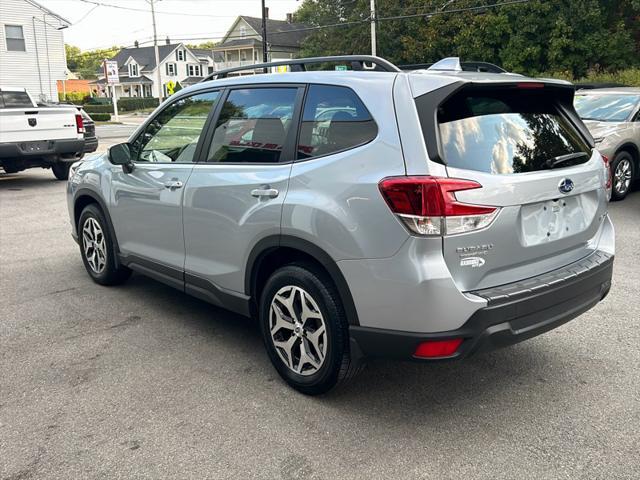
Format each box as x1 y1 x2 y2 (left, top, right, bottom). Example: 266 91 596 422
282 76 409 260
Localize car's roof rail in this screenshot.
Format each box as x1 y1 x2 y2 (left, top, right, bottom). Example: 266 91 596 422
201 55 401 82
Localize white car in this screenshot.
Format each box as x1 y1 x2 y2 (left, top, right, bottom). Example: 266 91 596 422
0 87 86 180
575 87 640 200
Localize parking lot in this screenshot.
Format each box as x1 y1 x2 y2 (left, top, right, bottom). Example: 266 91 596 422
0 166 638 479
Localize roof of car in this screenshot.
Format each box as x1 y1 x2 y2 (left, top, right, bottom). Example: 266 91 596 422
575 87 640 95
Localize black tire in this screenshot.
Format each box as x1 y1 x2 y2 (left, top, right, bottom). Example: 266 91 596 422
52 162 71 181
78 204 131 285
259 263 362 395
610 151 634 201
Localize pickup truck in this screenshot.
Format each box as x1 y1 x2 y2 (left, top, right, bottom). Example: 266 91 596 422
0 87 86 180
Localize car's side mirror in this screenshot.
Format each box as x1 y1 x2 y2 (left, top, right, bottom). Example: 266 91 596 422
108 143 135 173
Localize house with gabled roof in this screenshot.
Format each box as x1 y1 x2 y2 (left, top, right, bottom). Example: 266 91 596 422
0 0 71 101
213 13 309 75
94 40 214 99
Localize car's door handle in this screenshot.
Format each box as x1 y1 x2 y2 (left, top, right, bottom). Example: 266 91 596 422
164 180 183 189
251 187 279 198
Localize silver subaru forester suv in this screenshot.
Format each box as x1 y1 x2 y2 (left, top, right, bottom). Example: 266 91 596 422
67 56 614 395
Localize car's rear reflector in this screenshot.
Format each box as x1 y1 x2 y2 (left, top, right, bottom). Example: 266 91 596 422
414 338 463 358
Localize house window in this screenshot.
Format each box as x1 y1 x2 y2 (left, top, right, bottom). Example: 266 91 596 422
187 64 201 77
176 49 185 61
5 25 25 51
128 63 139 77
240 26 246 38
166 63 176 76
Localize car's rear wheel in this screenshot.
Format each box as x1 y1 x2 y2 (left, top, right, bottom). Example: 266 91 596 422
610 152 634 201
78 204 131 285
52 162 71 181
259 263 361 395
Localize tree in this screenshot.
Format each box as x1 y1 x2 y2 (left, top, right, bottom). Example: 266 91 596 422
294 0 640 76
65 44 121 79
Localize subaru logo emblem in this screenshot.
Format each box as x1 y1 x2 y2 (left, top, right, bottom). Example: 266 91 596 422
558 178 574 194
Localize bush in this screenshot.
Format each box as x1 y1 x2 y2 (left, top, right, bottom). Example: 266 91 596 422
86 97 112 105
89 112 111 122
538 68 640 87
83 104 113 113
117 97 159 112
58 91 89 104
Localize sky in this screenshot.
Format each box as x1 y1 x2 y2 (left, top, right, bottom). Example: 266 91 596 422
43 0 302 51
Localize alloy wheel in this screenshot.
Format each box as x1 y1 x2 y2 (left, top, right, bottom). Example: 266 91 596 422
82 217 107 274
269 285 327 376
614 158 632 196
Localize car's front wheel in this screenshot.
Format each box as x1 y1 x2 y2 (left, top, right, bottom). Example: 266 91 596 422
259 263 361 395
610 151 634 201
78 204 131 285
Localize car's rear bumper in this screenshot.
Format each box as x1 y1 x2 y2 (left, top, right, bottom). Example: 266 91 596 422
350 250 613 361
82 136 98 154
0 138 84 163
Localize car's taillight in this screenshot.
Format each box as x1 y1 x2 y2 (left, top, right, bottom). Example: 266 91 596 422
378 176 499 236
602 154 612 190
75 113 85 134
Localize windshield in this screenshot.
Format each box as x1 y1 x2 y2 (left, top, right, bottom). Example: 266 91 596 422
574 94 640 122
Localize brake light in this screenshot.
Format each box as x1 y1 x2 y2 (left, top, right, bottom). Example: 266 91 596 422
75 113 85 134
414 338 463 358
378 176 499 236
602 154 612 190
516 82 545 89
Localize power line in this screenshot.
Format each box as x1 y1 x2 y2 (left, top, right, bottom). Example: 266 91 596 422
74 0 238 17
80 0 532 51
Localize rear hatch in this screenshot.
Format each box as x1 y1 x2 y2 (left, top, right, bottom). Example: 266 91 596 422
423 83 609 292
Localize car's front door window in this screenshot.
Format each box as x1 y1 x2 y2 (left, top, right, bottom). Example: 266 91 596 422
133 91 219 163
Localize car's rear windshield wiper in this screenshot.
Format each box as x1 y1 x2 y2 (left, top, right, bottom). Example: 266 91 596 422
546 152 589 169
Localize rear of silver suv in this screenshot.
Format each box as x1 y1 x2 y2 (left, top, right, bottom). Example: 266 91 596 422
347 72 614 367
67 57 614 395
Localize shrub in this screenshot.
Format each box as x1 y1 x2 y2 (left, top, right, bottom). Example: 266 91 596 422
117 97 160 112
86 97 112 105
83 104 113 113
537 68 640 87
89 112 111 122
58 91 89 104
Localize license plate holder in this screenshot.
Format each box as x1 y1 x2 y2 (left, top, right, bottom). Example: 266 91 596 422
21 141 52 153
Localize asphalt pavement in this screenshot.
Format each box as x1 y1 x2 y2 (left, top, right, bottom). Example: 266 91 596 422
0 171 639 480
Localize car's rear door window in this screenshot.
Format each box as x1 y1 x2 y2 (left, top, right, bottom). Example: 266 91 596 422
435 90 590 174
297 85 377 159
206 87 298 163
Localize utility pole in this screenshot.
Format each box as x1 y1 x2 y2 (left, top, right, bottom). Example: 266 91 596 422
370 0 376 56
149 0 163 101
261 0 268 63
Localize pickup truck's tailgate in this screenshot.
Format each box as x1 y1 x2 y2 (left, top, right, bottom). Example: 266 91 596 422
0 108 80 143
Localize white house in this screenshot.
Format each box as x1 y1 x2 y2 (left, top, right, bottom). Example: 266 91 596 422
95 41 214 99
213 14 309 75
0 0 70 102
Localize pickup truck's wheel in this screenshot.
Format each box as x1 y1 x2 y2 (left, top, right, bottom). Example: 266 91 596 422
259 263 361 395
52 162 71 181
610 152 634 201
78 204 131 285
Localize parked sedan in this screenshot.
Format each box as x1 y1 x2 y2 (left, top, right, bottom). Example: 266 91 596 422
574 88 640 200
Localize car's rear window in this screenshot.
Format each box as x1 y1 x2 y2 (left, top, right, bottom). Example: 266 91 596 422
434 90 590 174
0 91 33 108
